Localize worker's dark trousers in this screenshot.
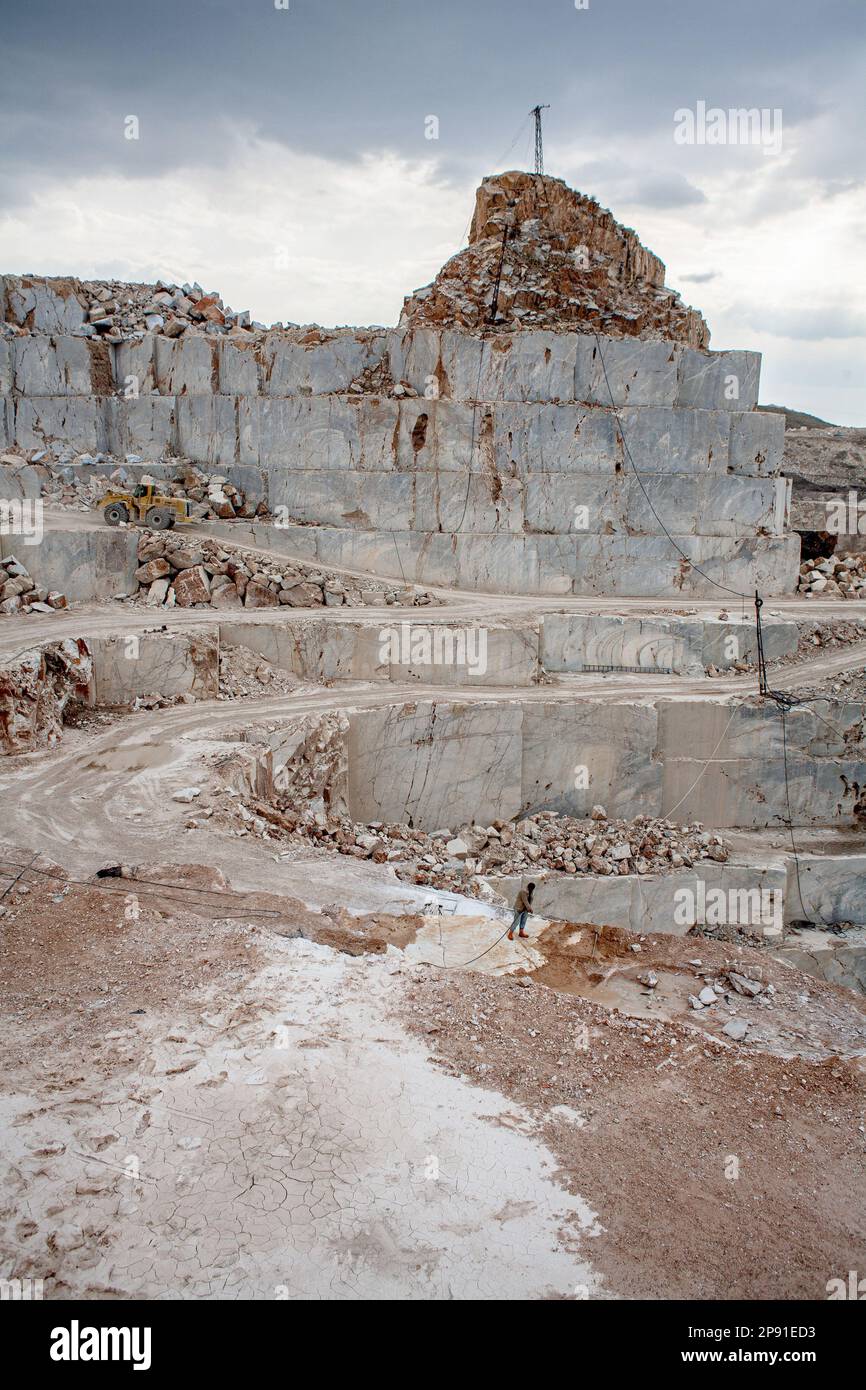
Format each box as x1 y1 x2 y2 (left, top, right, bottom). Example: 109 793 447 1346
510 910 528 934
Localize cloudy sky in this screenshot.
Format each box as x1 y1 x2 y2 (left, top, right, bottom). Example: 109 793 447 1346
2 0 864 421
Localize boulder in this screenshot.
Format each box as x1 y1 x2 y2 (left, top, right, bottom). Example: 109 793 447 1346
135 557 171 584
722 1018 749 1041
280 582 325 607
728 971 763 997
1 577 31 601
146 577 170 606
171 565 211 607
170 548 206 570
190 295 224 324
244 580 279 608
137 538 165 562
210 582 243 609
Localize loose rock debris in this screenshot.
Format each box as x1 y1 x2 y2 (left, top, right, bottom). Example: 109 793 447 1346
127 530 441 611
800 552 866 600
1 276 268 343
2 168 866 1305
0 550 67 618
215 737 731 888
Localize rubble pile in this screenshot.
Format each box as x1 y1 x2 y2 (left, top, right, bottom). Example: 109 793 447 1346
348 357 395 396
41 457 264 522
129 531 442 610
0 553 67 618
345 358 424 401
218 645 306 700
809 667 866 699
221 764 730 891
405 809 727 892
787 663 866 704
401 171 709 345
0 638 92 752
797 619 866 653
2 276 271 343
686 963 772 1039
798 552 866 599
706 617 866 679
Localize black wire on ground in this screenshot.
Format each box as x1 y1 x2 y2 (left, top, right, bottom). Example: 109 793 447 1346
0 858 284 918
0 850 40 904
0 850 518 969
429 919 516 970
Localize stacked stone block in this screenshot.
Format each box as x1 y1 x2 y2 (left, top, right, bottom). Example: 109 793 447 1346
1 275 798 597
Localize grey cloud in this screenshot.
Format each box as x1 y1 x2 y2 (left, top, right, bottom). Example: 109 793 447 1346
736 304 866 342
629 175 707 209
3 0 864 191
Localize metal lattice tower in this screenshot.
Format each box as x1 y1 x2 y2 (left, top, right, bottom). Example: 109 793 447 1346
531 104 550 175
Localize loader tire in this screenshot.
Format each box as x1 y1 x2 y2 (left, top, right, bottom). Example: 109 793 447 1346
103 502 129 527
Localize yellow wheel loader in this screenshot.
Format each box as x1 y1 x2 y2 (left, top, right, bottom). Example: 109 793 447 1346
101 483 192 530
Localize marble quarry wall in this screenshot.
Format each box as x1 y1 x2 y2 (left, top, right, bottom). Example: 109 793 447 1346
1 274 798 598
344 695 866 830
498 854 866 932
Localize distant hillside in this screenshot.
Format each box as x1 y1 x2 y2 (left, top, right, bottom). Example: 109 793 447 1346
757 404 837 430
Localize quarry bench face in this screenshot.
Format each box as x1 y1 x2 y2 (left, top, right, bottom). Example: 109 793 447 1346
2 172 862 945
2 168 866 1309
2 272 794 601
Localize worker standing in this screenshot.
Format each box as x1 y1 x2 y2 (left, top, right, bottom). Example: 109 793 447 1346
508 881 535 940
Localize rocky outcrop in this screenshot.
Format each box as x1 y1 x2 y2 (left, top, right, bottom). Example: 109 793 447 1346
401 171 709 345
0 638 91 752
0 173 799 599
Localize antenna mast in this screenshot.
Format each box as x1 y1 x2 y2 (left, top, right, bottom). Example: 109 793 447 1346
531 104 550 175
